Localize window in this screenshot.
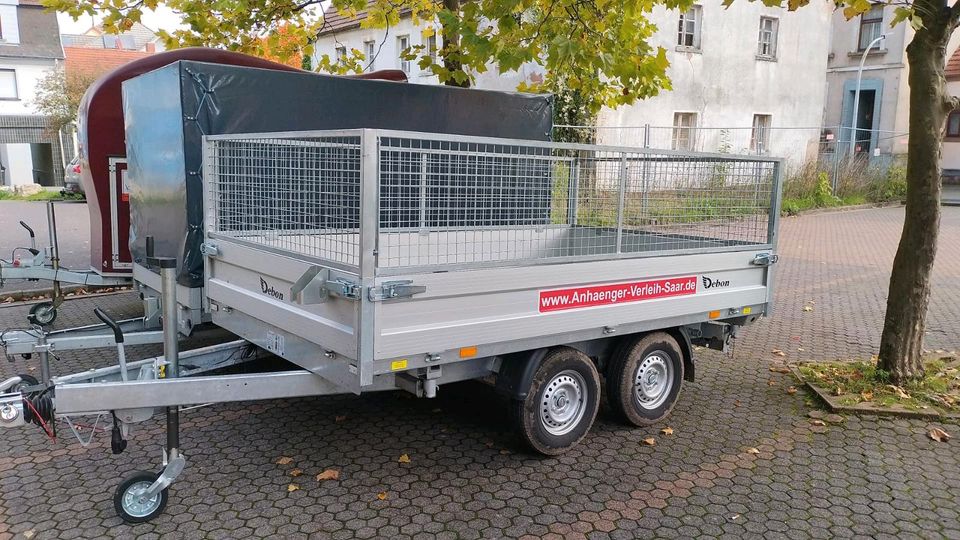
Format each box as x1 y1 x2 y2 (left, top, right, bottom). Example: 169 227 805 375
0 70 17 99
947 111 960 139
677 5 702 50
672 112 698 150
426 34 438 64
757 17 778 59
397 35 410 73
335 45 347 66
751 114 772 153
363 40 376 71
858 4 883 51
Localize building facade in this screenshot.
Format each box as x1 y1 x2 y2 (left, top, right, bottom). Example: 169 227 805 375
313 0 833 165
0 0 65 188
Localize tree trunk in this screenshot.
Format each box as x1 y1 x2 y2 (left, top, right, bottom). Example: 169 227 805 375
877 10 954 384
441 0 469 87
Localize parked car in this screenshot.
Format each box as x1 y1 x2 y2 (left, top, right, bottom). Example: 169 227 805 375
61 155 84 197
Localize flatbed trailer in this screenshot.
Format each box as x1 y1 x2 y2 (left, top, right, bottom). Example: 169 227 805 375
0 129 781 523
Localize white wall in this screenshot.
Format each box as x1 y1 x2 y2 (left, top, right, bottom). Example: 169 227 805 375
2 143 33 185
0 57 57 115
598 0 832 163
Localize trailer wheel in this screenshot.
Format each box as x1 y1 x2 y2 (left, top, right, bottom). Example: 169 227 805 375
607 332 684 427
511 347 600 455
114 471 168 523
9 374 39 393
27 302 57 326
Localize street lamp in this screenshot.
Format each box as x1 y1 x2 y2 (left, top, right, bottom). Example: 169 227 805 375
848 32 889 158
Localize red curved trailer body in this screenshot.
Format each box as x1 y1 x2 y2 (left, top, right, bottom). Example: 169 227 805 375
77 47 405 276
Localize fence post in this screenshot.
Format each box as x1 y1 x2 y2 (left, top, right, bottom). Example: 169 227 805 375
641 124 651 220
567 155 580 226
616 155 627 254
419 153 428 232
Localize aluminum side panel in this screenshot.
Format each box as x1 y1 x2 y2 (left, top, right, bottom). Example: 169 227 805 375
374 250 771 359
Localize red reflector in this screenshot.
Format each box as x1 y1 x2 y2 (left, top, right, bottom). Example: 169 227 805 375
72 164 81 173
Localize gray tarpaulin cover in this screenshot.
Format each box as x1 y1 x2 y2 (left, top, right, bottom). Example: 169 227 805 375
122 60 553 287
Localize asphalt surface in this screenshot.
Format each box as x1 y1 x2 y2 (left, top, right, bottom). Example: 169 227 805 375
0 201 93 294
0 206 958 539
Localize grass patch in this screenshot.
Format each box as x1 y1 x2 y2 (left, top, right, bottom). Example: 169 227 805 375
0 190 83 201
796 355 960 414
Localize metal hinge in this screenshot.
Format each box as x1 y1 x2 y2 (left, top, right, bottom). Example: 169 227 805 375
369 281 426 302
751 253 779 267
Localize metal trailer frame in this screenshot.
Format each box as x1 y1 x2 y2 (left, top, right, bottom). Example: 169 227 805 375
0 129 783 523
0 201 131 325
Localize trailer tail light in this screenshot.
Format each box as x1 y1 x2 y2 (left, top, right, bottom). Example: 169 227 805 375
708 310 721 319
459 346 478 359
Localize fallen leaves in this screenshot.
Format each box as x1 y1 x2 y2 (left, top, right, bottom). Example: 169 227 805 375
398 453 411 463
661 427 674 436
810 419 827 426
771 349 786 357
287 484 300 493
887 385 911 400
769 366 791 374
929 427 951 442
786 386 798 395
334 415 347 423
802 306 813 312
276 456 293 465
767 380 777 386
289 468 302 477
642 437 656 446
746 447 760 455
377 491 388 500
860 390 874 402
316 469 340 481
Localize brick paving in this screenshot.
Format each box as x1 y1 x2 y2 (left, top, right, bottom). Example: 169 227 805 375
0 205 958 539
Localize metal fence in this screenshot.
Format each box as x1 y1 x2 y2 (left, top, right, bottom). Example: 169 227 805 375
204 130 782 273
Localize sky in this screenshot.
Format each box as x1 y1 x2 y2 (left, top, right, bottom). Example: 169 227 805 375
57 6 183 34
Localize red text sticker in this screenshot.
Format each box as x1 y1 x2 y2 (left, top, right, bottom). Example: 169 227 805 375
539 276 698 313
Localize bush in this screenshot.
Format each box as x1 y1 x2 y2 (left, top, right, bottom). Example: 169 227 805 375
873 166 907 202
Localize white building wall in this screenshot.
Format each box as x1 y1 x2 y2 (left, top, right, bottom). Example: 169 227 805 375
0 57 57 115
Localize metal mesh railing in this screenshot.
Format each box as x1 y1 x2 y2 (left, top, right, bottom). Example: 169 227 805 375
205 135 363 267
203 130 780 273
376 135 779 269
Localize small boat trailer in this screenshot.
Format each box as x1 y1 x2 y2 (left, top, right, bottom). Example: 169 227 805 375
0 129 782 523
0 201 131 325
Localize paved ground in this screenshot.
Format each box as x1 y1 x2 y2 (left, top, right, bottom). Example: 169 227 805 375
0 206 958 539
0 201 92 294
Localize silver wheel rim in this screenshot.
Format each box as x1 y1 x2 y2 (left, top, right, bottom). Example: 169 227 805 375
634 351 674 410
33 305 54 324
121 480 161 518
540 369 588 436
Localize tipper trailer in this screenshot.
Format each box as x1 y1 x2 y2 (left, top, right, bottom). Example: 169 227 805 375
0 128 780 523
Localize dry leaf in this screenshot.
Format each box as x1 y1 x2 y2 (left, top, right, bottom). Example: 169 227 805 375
746 447 760 454
786 386 798 395
767 380 777 386
832 386 843 396
398 453 411 463
499 449 512 455
642 437 656 446
811 419 826 426
769 366 790 374
276 456 293 465
23 530 35 539
802 306 813 312
661 427 674 435
289 468 302 477
859 390 874 401
771 349 786 357
887 385 911 400
929 428 951 442
334 415 347 423
797 347 805 352
377 491 388 500
287 484 299 492
316 469 340 481
734 400 742 407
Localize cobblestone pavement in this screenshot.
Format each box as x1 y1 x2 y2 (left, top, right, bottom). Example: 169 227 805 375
0 206 958 539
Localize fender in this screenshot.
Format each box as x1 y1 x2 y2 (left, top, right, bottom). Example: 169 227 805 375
668 326 696 382
494 348 552 400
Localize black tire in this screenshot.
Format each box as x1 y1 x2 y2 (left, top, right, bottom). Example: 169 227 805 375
114 471 169 524
10 374 39 393
28 302 57 326
607 332 684 427
510 347 601 455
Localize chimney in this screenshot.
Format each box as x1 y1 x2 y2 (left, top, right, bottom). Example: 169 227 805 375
145 42 156 53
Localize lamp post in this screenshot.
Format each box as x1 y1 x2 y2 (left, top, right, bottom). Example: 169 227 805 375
848 33 889 159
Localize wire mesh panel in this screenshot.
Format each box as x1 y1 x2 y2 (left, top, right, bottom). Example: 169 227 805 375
377 135 779 270
205 135 363 268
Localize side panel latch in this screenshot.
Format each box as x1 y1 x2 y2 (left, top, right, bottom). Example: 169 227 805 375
369 281 426 302
751 253 779 267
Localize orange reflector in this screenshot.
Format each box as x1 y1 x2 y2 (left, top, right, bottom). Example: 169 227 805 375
459 346 478 358
708 310 721 319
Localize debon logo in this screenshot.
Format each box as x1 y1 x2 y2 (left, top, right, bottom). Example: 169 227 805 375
701 276 730 289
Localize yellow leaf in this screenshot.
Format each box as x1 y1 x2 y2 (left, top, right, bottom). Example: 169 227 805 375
642 437 656 446
787 386 798 395
287 484 299 492
398 453 411 463
377 491 388 500
661 427 674 435
811 419 826 426
860 390 874 401
289 468 302 477
747 447 760 454
316 469 340 481
276 456 293 465
929 427 951 442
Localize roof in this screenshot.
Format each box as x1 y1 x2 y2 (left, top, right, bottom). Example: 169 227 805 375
64 46 153 76
61 22 160 51
947 47 960 82
318 0 412 36
0 5 64 60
